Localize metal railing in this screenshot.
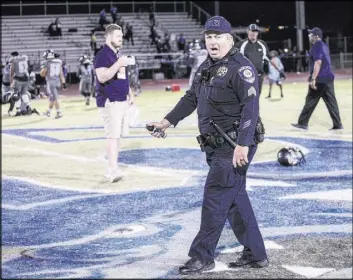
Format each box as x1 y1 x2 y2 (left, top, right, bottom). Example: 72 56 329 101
1 1 210 32
277 53 353 72
325 37 353 54
337 53 352 69
1 1 205 18
188 1 211 25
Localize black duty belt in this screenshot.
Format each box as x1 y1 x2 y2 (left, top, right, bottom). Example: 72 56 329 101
196 130 237 152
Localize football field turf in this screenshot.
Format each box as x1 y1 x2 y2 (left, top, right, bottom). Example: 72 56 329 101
2 77 352 279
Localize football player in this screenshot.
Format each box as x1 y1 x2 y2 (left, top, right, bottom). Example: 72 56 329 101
41 49 67 118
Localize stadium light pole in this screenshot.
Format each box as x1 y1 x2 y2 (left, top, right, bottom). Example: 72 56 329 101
215 1 219 15
296 1 306 52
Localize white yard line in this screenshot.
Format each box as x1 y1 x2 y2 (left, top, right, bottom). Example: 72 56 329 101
2 133 56 145
2 193 115 210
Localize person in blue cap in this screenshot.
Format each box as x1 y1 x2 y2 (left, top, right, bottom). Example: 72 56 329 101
291 27 343 131
147 15 268 274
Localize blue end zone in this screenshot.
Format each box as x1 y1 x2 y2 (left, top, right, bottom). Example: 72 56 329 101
2 130 352 279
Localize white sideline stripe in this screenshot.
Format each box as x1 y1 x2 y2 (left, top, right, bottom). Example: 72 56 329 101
2 193 115 210
10 269 91 278
3 144 96 162
312 213 352 218
2 133 56 145
2 174 197 196
282 265 335 278
3 144 196 177
269 133 352 141
20 225 124 250
2 175 116 194
279 189 352 201
247 178 294 187
2 128 351 145
248 169 352 179
262 223 352 237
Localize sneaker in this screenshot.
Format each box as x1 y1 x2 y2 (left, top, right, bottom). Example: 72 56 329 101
105 168 123 183
55 112 63 119
291 123 308 130
86 99 90 106
43 111 50 117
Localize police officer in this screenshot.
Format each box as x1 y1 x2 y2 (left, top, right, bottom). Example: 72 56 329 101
291 27 343 130
148 16 268 274
236 23 285 96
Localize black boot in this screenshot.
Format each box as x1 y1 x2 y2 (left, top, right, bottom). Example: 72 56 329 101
229 256 269 268
179 258 215 274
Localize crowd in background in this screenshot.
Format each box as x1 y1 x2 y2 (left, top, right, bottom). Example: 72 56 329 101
37 6 314 82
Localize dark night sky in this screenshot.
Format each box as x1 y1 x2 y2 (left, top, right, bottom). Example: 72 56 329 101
195 1 352 50
196 1 352 34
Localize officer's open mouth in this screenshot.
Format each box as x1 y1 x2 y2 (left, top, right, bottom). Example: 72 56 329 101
211 47 218 51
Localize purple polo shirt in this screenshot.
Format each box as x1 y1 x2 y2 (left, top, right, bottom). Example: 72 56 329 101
93 44 129 107
309 40 334 83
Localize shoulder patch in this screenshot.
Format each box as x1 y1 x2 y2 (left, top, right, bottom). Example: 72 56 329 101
238 66 256 83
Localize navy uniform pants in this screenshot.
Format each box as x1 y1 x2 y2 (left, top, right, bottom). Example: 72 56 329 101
188 144 267 263
298 81 342 128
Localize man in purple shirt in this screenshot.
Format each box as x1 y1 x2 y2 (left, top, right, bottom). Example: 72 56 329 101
93 24 134 183
291 27 343 130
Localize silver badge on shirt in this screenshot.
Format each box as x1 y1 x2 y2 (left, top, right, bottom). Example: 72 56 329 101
217 66 228 77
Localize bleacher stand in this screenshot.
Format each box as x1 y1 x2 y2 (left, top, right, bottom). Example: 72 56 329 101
1 12 204 75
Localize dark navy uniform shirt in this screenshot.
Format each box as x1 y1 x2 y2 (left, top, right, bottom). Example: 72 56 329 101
309 40 334 83
236 39 270 74
93 44 129 107
165 47 260 147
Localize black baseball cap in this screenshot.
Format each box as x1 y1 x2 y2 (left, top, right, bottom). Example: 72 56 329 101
308 27 323 38
203 16 232 34
248 23 260 32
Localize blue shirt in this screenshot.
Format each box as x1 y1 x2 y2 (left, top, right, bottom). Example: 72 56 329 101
309 40 334 83
93 44 129 107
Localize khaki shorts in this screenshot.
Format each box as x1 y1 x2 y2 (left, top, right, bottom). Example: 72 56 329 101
98 100 129 139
